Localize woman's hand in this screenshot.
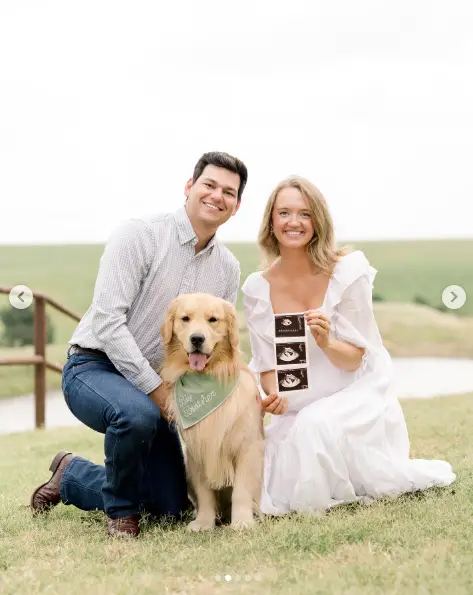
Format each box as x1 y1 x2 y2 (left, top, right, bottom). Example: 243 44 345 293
261 392 288 416
305 310 331 349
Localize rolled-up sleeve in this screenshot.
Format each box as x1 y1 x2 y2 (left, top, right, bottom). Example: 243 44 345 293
91 219 163 394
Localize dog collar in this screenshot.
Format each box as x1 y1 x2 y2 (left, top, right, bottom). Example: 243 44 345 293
174 372 240 429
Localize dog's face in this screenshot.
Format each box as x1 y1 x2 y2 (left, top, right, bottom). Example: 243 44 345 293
161 293 239 371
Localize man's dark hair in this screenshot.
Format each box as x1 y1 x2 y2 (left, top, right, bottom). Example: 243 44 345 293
192 152 248 202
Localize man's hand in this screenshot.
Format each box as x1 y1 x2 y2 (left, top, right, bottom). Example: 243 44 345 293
148 382 171 416
261 392 288 416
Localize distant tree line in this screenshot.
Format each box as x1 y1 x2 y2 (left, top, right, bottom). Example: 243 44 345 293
0 306 55 347
372 293 449 312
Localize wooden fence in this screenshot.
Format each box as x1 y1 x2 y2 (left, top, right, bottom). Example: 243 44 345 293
0 286 81 428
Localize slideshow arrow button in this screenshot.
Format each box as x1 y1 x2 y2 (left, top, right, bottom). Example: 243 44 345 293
442 285 466 310
8 285 34 310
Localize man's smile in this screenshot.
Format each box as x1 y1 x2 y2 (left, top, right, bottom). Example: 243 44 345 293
202 201 223 212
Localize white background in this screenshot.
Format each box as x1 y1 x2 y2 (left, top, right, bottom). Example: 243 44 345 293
1 0 472 244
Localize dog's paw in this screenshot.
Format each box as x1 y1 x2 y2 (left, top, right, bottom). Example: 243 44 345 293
187 519 215 532
230 518 256 531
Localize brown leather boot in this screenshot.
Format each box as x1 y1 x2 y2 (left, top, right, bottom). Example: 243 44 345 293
30 450 74 514
107 514 140 537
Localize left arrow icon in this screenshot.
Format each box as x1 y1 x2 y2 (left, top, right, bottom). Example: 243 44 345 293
9 285 34 309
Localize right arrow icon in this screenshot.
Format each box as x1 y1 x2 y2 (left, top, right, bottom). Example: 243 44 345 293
442 285 467 310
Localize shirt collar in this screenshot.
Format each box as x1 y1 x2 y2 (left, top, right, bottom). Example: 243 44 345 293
174 206 217 250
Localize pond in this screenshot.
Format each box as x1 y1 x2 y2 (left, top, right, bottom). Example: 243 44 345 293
391 357 473 399
1 357 473 435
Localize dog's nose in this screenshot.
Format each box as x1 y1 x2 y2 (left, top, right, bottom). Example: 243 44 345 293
190 333 205 348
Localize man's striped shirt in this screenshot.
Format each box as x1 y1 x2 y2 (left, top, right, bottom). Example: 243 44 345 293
70 206 240 393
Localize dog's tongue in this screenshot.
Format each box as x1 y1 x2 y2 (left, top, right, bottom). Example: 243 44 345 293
189 352 208 371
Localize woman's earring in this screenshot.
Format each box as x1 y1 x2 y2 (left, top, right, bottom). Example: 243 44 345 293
269 224 274 235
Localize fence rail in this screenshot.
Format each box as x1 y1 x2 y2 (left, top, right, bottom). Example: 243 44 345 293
0 285 81 429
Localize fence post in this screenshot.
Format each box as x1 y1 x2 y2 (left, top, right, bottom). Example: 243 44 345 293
34 297 46 429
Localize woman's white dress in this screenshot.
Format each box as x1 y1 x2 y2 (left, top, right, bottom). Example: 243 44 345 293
242 250 455 515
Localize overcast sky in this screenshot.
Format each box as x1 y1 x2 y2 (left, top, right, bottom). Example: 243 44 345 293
1 0 472 244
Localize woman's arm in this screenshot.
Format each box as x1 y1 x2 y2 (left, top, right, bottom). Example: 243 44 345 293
260 370 288 415
321 339 364 372
242 286 287 415
305 311 365 372
260 370 277 396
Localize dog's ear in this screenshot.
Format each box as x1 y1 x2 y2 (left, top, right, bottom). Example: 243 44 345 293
161 298 179 345
223 301 240 350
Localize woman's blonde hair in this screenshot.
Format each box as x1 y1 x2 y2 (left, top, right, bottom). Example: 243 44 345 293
258 176 350 275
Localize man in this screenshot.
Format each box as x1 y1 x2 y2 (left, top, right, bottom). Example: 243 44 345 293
30 151 287 537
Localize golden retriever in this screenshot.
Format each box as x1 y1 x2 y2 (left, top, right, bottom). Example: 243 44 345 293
160 293 264 531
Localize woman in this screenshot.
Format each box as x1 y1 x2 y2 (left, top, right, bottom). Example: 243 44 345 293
242 177 455 515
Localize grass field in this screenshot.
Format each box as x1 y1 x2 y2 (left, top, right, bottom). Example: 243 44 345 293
1 393 472 594
1 240 472 398
1 239 472 321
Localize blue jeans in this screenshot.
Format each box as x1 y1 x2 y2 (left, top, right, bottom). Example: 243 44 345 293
61 351 189 520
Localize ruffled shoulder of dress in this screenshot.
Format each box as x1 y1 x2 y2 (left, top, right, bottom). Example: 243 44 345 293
241 271 267 298
241 272 274 340
326 250 377 311
333 250 374 285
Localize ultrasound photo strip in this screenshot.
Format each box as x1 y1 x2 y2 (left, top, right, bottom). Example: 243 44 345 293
275 341 307 368
277 368 309 393
274 313 306 339
273 312 310 392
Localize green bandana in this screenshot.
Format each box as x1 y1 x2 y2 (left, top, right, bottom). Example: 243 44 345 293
174 372 240 429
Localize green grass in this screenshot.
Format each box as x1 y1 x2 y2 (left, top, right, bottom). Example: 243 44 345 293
1 240 472 398
1 393 472 594
1 239 472 323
